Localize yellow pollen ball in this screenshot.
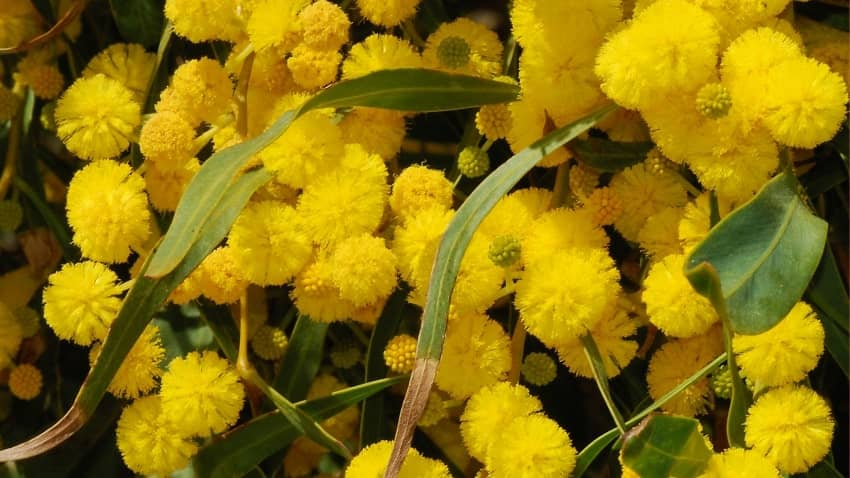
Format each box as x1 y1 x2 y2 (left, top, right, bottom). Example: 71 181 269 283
390 165 454 221
329 234 398 308
9 363 42 400
460 382 542 461
584 186 624 226
16 60 64 100
287 45 341 90
83 43 156 103
299 0 350 51
355 0 421 27
139 110 196 166
384 334 416 374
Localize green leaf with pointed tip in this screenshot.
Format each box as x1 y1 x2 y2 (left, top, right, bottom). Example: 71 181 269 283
570 138 652 172
272 315 328 402
621 415 712 478
573 428 619 478
684 172 829 335
145 69 519 278
193 377 406 478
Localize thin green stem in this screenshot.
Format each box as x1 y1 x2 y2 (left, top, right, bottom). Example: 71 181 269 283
580 333 626 434
347 323 370 347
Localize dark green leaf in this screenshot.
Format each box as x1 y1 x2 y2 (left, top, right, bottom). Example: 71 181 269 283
145 69 519 278
685 173 829 334
152 315 215 364
109 0 165 47
621 415 712 478
807 248 849 334
272 315 328 401
197 300 240 363
805 456 844 478
800 156 847 198
570 138 652 172
818 306 849 378
573 428 619 478
193 377 406 478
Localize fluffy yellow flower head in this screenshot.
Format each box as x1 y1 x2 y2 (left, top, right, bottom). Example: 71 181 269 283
157 58 233 127
745 385 834 473
15 57 64 100
678 192 735 252
516 248 620 347
160 351 245 437
762 57 848 148
392 207 453 284
55 74 141 160
43 261 127 345
291 257 356 323
83 43 156 103
460 382 542 461
299 0 350 50
345 440 450 478
342 34 422 80
287 45 342 90
143 157 200 212
260 111 345 189
356 0 421 27
116 395 198 476
298 144 389 247
384 333 417 374
340 107 407 160
506 97 569 167
228 200 313 286
734 301 824 388
247 0 308 54
329 234 397 307
9 364 42 400
511 0 621 50
165 0 246 43
643 254 718 337
435 313 511 399
195 246 249 304
556 305 638 379
139 110 196 167
698 448 780 478
66 160 151 263
486 414 577 478
521 208 609 267
479 189 540 241
90 325 164 399
390 165 454 222
610 162 688 241
646 326 724 416
595 0 719 110
423 18 503 77
637 206 685 260
583 186 624 227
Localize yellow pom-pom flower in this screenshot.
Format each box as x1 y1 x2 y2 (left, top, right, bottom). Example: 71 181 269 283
228 200 313 286
43 261 128 345
583 186 624 227
521 352 557 386
330 234 397 308
646 327 724 416
90 325 164 399
457 146 490 179
698 448 780 478
246 0 307 54
516 248 620 347
762 57 848 148
157 58 233 127
291 258 356 323
521 208 609 267
139 110 196 166
251 324 288 360
643 254 718 338
15 57 64 100
435 313 511 399
55 74 141 160
143 157 200 212
287 45 341 90
733 301 824 388
342 34 422 80
260 111 345 189
160 351 245 437
195 246 249 304
460 382 542 461
595 0 720 110
390 165 454 222
116 395 198 476
745 385 834 473
384 333 417 374
66 160 151 263
340 107 407 160
9 363 42 400
610 162 688 241
82 43 155 103
355 0 421 27
556 306 638 379
637 206 685 260
392 207 453 285
569 162 600 202
165 0 246 43
423 18 503 78
345 440 450 477
299 0 350 50
485 414 577 478
298 144 388 247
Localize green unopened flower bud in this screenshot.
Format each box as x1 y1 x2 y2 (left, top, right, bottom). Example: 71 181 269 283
14 306 40 338
251 325 288 360
437 36 471 69
458 146 489 178
696 82 732 119
488 235 521 268
711 364 732 400
40 101 57 131
329 338 362 369
0 200 23 232
521 352 557 386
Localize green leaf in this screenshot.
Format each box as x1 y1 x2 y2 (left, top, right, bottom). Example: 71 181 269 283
386 103 617 475
109 0 165 47
685 172 829 334
570 138 652 172
272 315 328 401
0 168 271 461
621 415 712 478
805 456 845 478
818 305 849 377
807 248 849 334
361 290 407 446
193 377 406 478
145 69 519 278
197 300 241 363
573 428 619 478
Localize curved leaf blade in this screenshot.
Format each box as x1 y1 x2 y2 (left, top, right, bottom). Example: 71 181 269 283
272 315 328 401
386 103 618 476
570 138 652 172
573 428 619 478
621 415 712 478
684 172 829 334
145 69 519 278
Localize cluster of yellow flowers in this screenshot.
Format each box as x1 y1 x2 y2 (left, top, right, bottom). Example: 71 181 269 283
0 0 847 476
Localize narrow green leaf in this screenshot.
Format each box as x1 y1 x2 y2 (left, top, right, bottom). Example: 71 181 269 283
805 456 845 478
0 168 271 461
818 305 850 377
621 415 712 478
807 248 849 334
685 172 829 334
193 377 406 478
197 300 241 363
145 69 519 278
361 290 407 446
272 315 328 401
386 103 617 476
570 138 652 172
109 0 165 47
573 428 619 478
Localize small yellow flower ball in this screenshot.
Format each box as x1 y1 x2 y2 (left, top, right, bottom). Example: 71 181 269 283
460 382 542 461
458 146 490 178
9 363 42 400
486 414 577 478
299 0 350 51
389 165 454 221
384 334 416 374
356 0 421 27
329 234 398 308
